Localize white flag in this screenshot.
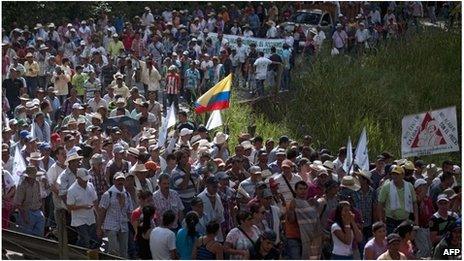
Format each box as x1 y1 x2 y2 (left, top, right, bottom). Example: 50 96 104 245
342 137 353 174
206 110 223 130
355 127 369 172
30 121 36 138
158 116 169 148
12 145 26 185
167 102 176 129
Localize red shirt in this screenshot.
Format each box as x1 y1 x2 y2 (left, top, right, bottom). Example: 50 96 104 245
122 33 134 50
165 73 181 94
306 181 323 199
417 196 435 227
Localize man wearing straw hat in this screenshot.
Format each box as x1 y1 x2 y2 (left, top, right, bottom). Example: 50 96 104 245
13 165 45 237
378 165 419 234
56 151 84 244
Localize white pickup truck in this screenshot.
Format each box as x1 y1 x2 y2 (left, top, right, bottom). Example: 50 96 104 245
278 8 335 36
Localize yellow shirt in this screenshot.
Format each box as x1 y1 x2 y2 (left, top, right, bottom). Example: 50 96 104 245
24 61 40 77
108 40 124 58
113 84 130 98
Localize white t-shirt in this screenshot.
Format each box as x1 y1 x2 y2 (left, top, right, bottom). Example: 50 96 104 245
67 181 98 227
150 227 176 259
331 223 353 256
253 57 272 80
47 163 67 209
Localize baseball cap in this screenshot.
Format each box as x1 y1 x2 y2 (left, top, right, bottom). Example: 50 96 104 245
387 233 401 244
113 145 125 154
437 194 450 202
390 165 404 175
20 130 31 139
113 172 126 180
76 168 91 181
206 176 219 185
249 166 262 175
72 103 84 110
281 159 294 168
414 179 427 189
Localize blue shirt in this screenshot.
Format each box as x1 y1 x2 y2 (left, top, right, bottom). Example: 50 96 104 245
176 228 199 260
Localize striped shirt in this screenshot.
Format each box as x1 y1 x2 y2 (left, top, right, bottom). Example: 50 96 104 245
274 173 302 204
170 166 199 207
165 73 181 94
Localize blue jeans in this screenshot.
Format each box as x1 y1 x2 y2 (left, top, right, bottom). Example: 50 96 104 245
75 223 98 249
256 79 265 97
25 76 38 97
285 238 302 260
332 253 353 260
281 69 290 91
106 230 128 258
18 209 45 237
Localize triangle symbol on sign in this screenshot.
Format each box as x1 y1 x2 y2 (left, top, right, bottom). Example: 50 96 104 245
410 112 447 148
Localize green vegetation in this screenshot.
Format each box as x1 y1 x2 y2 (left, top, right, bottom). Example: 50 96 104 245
226 27 461 163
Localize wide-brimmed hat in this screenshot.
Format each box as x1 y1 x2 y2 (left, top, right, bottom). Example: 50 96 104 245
26 151 44 161
355 170 372 182
113 72 124 79
340 175 361 191
25 52 34 58
213 132 229 145
19 94 30 101
66 152 83 163
133 163 148 172
322 160 335 171
115 97 127 106
24 165 44 179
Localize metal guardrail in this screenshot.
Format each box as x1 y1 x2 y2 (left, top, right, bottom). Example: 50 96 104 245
2 229 123 260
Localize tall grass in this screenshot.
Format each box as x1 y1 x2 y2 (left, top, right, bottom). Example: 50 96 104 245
225 27 460 163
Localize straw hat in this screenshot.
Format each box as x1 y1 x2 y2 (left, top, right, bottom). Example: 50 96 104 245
133 163 148 172
340 175 361 191
213 132 229 145
66 152 83 163
116 97 127 107
355 170 372 182
26 151 44 161
24 166 44 179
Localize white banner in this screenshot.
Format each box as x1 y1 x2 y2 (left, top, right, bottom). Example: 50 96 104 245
208 33 286 56
401 106 459 158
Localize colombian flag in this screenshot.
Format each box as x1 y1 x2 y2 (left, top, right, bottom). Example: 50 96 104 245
194 74 232 114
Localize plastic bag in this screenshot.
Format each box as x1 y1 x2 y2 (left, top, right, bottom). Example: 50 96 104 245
331 47 339 56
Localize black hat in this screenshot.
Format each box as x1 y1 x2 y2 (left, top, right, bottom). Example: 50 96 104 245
261 230 277 242
197 125 207 132
206 176 219 185
387 233 401 244
191 197 203 206
279 136 289 144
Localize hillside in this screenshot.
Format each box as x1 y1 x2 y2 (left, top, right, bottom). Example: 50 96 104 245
227 27 461 163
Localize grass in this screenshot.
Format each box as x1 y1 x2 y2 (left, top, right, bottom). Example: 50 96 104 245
220 26 461 164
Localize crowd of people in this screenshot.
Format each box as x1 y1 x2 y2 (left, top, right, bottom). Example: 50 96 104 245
1 1 461 260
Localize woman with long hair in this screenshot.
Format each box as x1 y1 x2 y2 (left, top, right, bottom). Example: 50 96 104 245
192 221 224 260
136 205 155 260
330 201 363 259
176 211 200 259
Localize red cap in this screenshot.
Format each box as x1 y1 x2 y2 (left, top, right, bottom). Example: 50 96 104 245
51 133 61 143
269 178 279 188
145 161 159 171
